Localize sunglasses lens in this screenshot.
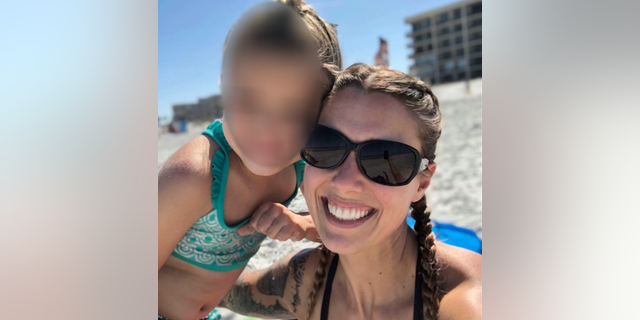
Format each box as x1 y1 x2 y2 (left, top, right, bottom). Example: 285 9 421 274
301 126 348 168
359 141 417 186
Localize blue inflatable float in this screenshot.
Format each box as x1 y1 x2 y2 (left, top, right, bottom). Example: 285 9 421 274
406 216 482 254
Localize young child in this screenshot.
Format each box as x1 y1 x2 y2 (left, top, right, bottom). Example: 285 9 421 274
158 1 342 320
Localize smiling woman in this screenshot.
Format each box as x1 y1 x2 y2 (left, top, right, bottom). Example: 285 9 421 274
218 64 481 320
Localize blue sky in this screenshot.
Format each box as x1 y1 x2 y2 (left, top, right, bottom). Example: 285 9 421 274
159 0 458 119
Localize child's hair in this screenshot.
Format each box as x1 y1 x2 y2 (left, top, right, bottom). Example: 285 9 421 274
222 0 342 101
305 63 443 320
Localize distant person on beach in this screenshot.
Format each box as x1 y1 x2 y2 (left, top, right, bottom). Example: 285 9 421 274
222 64 482 320
157 1 341 319
374 37 389 67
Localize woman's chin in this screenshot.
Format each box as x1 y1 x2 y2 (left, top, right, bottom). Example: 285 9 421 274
320 232 365 255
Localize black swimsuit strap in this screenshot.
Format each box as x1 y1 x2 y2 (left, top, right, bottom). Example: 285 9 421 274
320 253 339 320
320 251 423 320
414 251 424 320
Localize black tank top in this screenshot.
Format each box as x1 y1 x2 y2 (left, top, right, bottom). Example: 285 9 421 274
320 252 423 320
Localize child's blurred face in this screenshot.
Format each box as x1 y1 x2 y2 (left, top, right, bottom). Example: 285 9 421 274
222 51 325 176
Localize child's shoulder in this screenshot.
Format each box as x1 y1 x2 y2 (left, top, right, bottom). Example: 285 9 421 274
158 134 221 221
160 134 220 184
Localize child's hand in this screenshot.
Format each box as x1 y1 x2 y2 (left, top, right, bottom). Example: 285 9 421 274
236 202 321 242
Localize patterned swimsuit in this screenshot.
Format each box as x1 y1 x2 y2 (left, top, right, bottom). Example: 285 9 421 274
170 120 305 272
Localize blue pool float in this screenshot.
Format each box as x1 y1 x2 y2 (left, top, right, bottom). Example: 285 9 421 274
406 216 482 254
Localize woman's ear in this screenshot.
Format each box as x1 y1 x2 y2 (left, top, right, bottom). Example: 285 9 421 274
411 162 436 203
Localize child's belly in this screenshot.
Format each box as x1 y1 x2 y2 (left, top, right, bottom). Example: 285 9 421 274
159 255 245 320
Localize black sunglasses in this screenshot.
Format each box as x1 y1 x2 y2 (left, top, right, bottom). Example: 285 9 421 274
300 125 430 187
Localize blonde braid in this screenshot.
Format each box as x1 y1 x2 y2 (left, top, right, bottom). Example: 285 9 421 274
411 195 442 319
305 245 331 320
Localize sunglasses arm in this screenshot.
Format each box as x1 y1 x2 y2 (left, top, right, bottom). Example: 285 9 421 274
419 158 430 172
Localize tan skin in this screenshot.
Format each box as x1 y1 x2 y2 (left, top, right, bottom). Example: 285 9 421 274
158 52 325 320
219 87 482 319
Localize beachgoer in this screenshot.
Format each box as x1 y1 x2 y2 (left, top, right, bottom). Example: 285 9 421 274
219 64 482 320
158 1 342 319
374 37 389 67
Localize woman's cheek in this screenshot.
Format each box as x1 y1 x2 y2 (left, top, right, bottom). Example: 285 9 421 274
302 166 329 202
372 185 413 223
302 166 322 194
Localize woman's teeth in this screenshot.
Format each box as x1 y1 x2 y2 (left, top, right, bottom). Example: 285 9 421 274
327 201 372 221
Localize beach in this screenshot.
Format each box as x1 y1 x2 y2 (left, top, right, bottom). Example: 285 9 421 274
158 79 482 320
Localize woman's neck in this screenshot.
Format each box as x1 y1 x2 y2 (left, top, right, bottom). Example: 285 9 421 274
333 225 419 317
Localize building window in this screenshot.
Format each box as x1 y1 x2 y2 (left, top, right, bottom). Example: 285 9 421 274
418 64 434 79
416 35 423 42
440 39 451 47
439 27 449 36
437 12 449 24
469 3 482 15
456 48 464 57
445 61 455 72
455 36 463 44
470 32 482 41
457 72 466 79
453 8 461 19
470 18 482 28
454 24 462 32
471 69 482 78
416 46 424 54
457 59 467 69
472 44 482 54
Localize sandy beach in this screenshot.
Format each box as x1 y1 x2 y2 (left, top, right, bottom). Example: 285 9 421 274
158 79 482 320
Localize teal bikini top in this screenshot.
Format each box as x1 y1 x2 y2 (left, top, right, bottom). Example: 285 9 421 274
171 120 305 272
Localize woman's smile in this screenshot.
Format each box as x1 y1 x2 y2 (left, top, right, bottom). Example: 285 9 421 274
320 196 378 228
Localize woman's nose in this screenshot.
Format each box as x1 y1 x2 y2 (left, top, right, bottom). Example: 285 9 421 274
331 152 365 194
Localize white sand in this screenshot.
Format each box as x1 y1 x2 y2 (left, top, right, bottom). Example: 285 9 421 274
158 79 482 320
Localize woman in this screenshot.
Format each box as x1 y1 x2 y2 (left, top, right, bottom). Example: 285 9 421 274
217 64 482 320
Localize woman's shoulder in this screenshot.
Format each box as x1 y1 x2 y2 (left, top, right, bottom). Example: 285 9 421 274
436 242 482 320
437 241 482 281
217 245 325 319
284 246 328 310
262 245 328 318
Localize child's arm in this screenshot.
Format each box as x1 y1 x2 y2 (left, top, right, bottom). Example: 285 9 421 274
236 202 321 242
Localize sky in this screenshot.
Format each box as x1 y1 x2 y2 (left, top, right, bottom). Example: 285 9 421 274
158 0 458 120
